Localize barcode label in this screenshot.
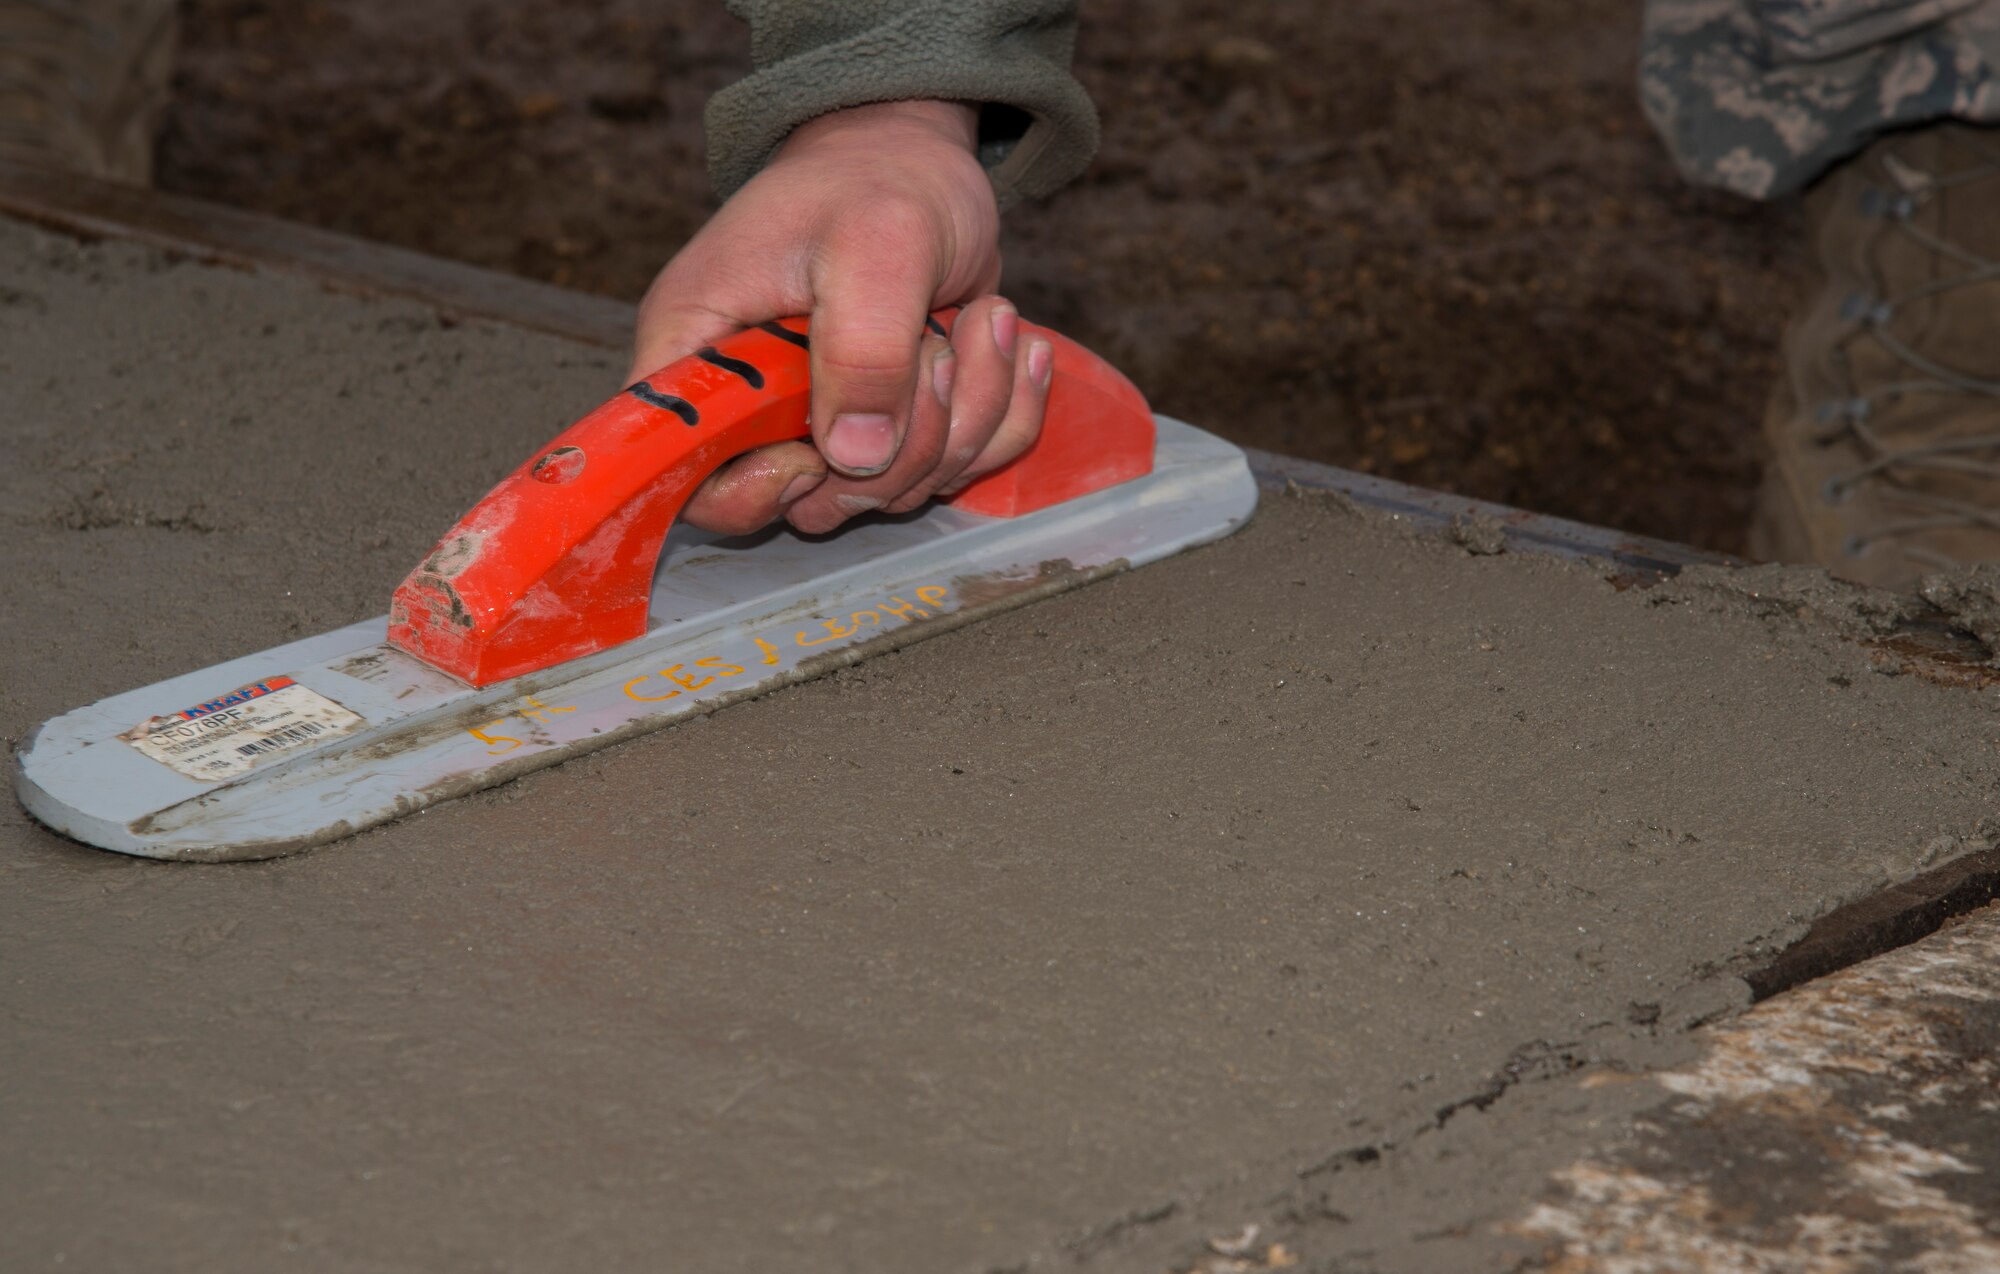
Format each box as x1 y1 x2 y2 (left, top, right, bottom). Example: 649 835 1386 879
122 679 365 781
235 721 326 756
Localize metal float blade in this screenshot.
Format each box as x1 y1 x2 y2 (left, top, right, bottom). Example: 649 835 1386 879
15 418 1255 860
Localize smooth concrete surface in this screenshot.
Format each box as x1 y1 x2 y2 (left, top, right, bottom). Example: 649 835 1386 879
6 217 2000 1272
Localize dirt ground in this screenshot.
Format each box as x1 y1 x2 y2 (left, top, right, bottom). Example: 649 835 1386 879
158 0 1803 553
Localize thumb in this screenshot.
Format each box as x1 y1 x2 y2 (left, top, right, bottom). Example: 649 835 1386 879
806 261 936 478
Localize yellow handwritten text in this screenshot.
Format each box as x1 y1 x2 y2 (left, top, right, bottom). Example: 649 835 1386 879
793 584 955 647
469 582 956 753
467 695 577 754
469 721 522 755
622 655 754 703
515 695 575 725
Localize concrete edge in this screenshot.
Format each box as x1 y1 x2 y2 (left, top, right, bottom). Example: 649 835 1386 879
0 158 634 349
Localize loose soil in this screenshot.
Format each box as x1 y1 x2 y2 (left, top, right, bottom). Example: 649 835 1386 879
158 0 1802 554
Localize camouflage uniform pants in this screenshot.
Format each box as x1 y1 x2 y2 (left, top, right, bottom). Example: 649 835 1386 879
1642 0 2000 198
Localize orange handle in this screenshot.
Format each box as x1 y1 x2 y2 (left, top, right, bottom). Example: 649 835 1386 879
386 309 1155 687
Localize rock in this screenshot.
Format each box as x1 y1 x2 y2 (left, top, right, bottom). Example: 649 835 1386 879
1919 564 2000 658
1448 512 1508 556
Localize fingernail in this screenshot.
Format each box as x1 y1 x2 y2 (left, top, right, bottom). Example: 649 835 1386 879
932 348 957 407
991 304 1018 357
824 413 898 474
1028 339 1054 390
780 472 824 505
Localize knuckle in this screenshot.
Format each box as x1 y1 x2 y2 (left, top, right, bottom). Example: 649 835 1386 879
816 338 921 391
899 419 949 472
884 488 932 516
948 383 1012 440
786 503 842 536
693 501 773 537
981 419 1040 469
716 511 773 537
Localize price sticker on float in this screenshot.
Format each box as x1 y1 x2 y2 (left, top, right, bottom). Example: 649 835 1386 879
120 676 365 781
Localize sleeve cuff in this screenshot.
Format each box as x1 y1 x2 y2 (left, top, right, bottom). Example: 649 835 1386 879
703 11 1100 208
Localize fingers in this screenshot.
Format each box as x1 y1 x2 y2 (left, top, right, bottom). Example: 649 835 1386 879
621 98 1014 539
679 440 826 536
882 296 1021 514
785 333 956 535
634 292 1051 537
632 263 821 538
805 209 942 479
772 296 1055 532
627 213 1035 537
938 331 1054 498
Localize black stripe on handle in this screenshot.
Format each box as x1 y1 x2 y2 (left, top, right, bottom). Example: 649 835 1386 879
626 381 701 426
697 347 767 390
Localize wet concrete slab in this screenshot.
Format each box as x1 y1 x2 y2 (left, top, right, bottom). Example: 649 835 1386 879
5 216 2000 1272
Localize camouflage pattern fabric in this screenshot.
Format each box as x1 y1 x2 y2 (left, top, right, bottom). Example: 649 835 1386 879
1642 0 2000 198
0 0 177 183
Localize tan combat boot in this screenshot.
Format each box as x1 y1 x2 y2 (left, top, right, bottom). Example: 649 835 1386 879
1750 123 2000 591
0 0 177 183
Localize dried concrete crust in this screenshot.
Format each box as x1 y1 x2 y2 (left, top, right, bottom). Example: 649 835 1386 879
5 217 2000 1272
1658 560 1913 641
1518 905 2000 1273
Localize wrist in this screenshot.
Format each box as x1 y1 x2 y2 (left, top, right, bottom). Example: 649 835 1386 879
780 100 980 158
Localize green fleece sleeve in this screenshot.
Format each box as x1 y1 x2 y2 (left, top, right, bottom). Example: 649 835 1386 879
704 0 1099 209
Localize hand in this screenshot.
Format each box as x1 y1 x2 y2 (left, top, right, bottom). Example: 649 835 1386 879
630 99 1054 536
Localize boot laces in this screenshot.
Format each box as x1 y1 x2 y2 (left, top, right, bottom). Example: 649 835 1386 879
1820 130 2000 567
